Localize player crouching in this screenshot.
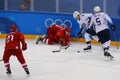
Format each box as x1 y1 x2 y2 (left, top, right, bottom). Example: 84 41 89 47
35 24 71 46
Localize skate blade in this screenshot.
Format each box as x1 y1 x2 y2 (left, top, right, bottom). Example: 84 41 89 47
104 56 114 61
83 49 92 52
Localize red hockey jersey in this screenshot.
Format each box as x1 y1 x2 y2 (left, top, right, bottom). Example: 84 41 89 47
4 32 26 50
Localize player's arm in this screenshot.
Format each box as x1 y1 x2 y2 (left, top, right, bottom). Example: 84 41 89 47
59 28 70 46
105 13 113 24
105 14 116 30
19 32 27 51
77 20 87 38
59 36 69 46
77 25 85 38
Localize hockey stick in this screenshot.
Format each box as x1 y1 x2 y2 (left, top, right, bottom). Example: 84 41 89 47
64 44 71 49
113 31 119 49
52 45 62 53
52 44 71 53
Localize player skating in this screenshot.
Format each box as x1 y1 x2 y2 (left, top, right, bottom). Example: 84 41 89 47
3 25 30 75
88 6 116 59
73 11 99 50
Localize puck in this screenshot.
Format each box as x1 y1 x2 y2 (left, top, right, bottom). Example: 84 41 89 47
77 51 80 53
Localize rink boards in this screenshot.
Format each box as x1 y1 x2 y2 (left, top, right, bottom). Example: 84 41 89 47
0 34 119 47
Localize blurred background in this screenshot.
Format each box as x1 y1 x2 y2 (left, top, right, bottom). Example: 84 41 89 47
0 0 120 42
0 0 120 17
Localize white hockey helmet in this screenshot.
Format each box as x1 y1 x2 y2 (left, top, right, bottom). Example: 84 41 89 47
93 6 101 12
73 11 80 19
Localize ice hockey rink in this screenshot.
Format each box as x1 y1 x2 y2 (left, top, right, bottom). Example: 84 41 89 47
0 39 120 80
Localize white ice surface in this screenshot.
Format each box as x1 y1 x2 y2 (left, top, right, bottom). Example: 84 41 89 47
0 39 120 80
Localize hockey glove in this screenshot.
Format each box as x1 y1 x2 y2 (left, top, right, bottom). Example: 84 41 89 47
77 32 82 38
111 25 116 31
22 43 27 51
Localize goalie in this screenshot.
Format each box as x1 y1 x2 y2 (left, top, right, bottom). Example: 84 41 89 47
35 24 70 46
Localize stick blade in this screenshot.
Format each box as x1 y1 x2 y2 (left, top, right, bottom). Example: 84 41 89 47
64 44 71 49
52 50 60 53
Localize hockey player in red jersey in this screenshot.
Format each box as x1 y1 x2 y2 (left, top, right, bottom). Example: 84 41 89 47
3 25 30 75
55 27 70 46
47 24 62 44
35 24 70 46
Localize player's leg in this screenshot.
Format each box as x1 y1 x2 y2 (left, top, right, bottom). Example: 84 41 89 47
84 28 97 50
15 50 30 75
35 36 40 44
35 35 45 44
97 29 114 59
42 38 54 45
84 32 91 50
92 35 99 42
103 30 114 59
3 50 12 74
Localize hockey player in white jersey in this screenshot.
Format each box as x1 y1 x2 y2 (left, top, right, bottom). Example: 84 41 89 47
88 6 116 59
73 11 99 50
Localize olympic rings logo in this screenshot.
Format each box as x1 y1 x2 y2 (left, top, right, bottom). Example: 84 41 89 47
45 18 72 28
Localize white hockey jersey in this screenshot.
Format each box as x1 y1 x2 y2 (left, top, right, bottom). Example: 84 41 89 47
77 13 93 29
89 12 113 33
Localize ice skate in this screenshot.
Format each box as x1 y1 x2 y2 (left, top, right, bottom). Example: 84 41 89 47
24 68 30 75
35 36 40 44
104 51 114 60
6 67 12 74
83 46 91 50
35 35 45 44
